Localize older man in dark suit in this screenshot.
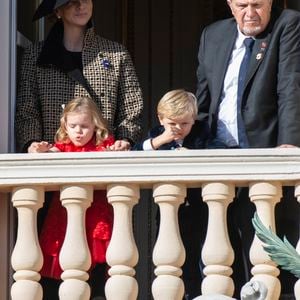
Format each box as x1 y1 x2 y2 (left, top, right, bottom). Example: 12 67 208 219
196 0 300 298
197 0 300 148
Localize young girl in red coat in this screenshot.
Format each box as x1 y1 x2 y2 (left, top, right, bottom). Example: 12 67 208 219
30 96 126 299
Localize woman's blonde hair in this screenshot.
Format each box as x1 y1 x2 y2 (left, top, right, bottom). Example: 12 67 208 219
157 89 198 120
55 96 109 145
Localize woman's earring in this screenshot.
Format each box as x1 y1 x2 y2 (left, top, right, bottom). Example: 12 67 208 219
57 15 61 19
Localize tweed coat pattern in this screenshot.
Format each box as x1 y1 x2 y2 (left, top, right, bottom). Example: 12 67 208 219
15 24 143 152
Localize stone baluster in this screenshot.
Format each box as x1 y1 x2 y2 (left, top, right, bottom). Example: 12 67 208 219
59 185 93 300
11 187 44 300
294 183 300 300
105 184 140 300
152 183 186 300
249 182 281 300
201 182 235 296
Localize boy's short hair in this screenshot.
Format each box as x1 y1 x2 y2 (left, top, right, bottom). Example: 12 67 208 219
157 89 198 120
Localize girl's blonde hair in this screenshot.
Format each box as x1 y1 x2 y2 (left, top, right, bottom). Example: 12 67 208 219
55 96 109 145
157 89 198 120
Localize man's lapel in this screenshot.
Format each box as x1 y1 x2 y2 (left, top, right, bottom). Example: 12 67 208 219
244 34 271 88
244 4 281 87
212 24 237 112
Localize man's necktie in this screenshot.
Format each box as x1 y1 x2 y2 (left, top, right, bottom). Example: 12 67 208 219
237 38 254 148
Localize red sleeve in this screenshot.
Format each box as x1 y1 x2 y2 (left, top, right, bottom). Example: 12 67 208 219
96 135 115 151
53 142 66 152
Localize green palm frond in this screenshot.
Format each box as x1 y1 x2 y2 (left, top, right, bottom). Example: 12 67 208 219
252 212 300 278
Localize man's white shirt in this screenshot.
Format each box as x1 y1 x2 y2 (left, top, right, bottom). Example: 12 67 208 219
216 29 253 147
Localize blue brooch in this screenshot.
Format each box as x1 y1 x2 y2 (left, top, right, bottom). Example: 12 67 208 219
101 58 112 70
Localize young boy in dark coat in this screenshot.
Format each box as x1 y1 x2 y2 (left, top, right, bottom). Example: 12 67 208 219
133 89 208 299
133 89 207 151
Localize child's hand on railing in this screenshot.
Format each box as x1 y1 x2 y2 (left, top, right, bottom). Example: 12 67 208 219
28 141 53 153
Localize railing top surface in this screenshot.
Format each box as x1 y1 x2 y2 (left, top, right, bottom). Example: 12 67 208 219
0 149 300 189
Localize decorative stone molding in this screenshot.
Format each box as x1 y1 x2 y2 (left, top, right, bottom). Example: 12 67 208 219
105 184 140 300
152 183 186 300
294 183 300 300
201 182 235 296
58 185 93 300
11 187 44 300
249 182 282 300
1 149 299 299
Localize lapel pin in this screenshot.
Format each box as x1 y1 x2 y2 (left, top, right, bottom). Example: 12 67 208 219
101 58 112 70
256 53 263 60
260 41 267 51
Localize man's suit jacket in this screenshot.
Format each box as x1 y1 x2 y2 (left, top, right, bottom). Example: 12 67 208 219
133 120 208 150
196 6 300 148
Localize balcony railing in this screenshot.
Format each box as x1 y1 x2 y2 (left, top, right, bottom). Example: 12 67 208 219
0 149 299 300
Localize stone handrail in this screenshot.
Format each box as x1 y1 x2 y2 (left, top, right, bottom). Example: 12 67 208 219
0 149 299 299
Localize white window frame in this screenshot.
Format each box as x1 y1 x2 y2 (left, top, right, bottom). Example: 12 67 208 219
0 2 16 300
0 0 16 154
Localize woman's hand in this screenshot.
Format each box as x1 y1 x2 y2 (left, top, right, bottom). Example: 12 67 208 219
28 141 53 153
277 144 298 148
109 140 131 151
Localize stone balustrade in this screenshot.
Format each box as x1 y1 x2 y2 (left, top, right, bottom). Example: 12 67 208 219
0 149 299 300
